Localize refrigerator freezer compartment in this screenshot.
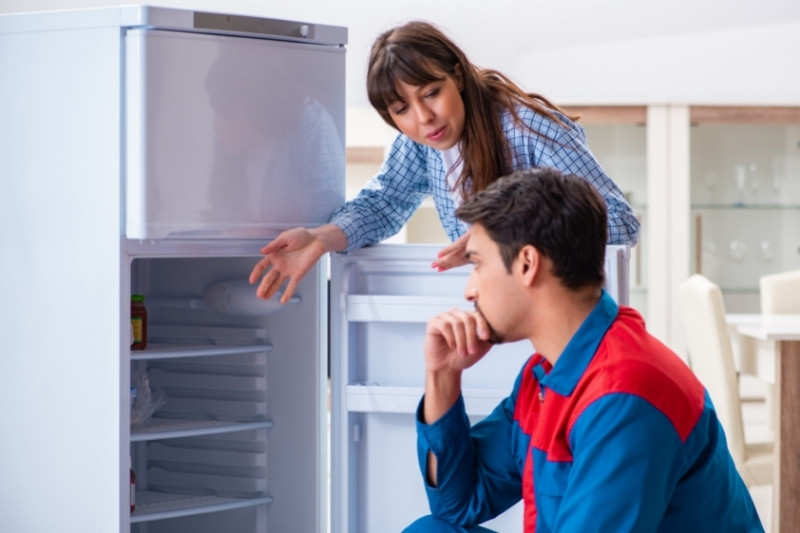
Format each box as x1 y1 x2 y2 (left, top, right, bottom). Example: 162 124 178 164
346 384 508 416
124 28 345 239
131 490 271 524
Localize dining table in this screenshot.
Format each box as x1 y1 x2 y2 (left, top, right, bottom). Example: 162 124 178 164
727 313 800 533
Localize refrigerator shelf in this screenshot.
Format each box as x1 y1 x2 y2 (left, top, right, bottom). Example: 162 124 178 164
344 295 469 323
345 384 508 416
131 342 273 361
130 490 272 523
131 419 272 442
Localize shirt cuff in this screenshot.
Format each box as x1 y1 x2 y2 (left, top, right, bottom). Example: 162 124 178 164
416 393 472 459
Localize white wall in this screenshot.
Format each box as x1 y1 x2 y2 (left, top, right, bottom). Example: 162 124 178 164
0 0 800 146
3 0 799 140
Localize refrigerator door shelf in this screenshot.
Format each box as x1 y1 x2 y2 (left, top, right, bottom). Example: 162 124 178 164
331 243 630 532
346 384 508 416
344 294 469 323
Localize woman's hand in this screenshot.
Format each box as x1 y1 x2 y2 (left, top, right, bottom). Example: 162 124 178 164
431 229 471 271
249 225 346 303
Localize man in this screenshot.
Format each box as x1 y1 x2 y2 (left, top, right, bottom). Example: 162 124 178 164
404 168 763 532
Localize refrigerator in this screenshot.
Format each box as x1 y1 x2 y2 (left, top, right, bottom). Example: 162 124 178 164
0 6 629 533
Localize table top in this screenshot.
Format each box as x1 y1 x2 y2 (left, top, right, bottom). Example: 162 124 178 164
728 313 800 341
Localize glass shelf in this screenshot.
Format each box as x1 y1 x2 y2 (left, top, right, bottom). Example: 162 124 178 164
131 418 272 442
130 490 271 524
131 324 272 360
131 342 273 361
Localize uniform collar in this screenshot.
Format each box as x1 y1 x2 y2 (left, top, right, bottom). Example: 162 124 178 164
538 290 618 397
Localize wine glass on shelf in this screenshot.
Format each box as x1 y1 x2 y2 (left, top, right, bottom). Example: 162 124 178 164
733 164 747 206
748 164 759 202
729 239 747 263
702 170 717 205
760 239 774 262
771 157 783 204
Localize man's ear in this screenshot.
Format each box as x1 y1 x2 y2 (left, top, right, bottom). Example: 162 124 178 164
517 245 540 286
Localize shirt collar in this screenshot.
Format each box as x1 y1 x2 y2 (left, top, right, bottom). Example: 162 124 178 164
539 289 618 396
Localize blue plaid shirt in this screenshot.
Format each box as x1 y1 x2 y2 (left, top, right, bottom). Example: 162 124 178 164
330 106 640 251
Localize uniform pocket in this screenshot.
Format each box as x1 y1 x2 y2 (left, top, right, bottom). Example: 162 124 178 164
532 450 571 530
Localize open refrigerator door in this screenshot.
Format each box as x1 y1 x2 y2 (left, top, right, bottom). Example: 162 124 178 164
329 244 630 532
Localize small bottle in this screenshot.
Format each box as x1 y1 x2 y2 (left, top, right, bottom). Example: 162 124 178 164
130 467 136 512
131 294 148 350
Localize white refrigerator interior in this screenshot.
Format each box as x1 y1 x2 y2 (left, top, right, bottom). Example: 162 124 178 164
0 6 344 533
330 245 629 532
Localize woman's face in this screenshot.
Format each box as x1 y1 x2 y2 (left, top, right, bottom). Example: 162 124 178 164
386 71 465 151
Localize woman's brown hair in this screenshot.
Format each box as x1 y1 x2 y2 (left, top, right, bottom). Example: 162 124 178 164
366 20 577 199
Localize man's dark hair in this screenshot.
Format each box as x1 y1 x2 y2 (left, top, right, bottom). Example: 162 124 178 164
455 167 607 289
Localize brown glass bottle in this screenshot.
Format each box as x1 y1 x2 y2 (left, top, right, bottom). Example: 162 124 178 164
130 467 136 512
131 294 148 350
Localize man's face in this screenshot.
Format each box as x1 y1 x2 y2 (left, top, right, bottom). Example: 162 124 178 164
464 224 526 345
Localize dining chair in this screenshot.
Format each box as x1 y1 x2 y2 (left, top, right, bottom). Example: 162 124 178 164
678 274 773 488
757 269 800 429
761 269 800 314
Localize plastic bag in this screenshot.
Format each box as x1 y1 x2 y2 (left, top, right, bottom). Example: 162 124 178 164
131 369 167 427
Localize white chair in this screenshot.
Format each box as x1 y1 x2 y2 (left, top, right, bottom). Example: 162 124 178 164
761 269 800 314
678 274 773 488
757 269 800 427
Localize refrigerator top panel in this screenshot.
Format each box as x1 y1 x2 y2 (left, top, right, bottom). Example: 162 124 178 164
0 5 348 46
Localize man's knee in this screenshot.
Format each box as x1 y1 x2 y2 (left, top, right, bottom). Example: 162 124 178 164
402 515 497 533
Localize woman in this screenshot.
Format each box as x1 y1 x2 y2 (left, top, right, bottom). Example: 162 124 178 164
250 20 639 303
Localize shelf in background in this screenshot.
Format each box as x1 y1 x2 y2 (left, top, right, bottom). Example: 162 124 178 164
346 146 384 164
691 204 800 210
690 106 800 125
130 490 271 524
561 105 647 125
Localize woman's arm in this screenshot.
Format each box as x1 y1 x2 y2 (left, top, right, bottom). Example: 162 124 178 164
513 108 641 246
329 133 432 251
